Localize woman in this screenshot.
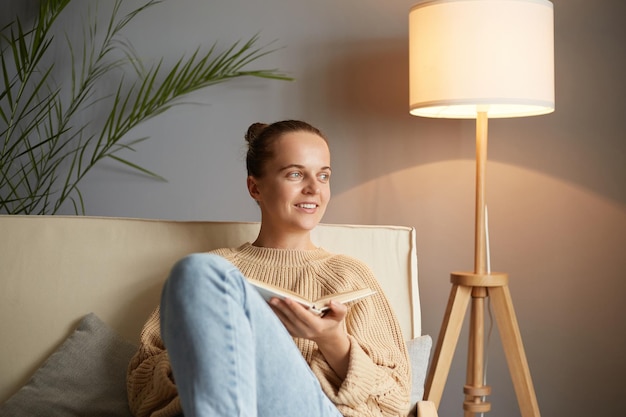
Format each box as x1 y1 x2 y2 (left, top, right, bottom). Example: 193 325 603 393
126 120 411 417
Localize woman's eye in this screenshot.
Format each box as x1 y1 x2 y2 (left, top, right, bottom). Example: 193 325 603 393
319 172 330 182
288 171 302 179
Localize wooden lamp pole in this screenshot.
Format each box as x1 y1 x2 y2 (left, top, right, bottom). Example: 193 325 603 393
423 112 541 417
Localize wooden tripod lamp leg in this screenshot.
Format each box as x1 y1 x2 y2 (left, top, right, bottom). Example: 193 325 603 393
489 285 541 417
464 287 491 415
424 284 472 407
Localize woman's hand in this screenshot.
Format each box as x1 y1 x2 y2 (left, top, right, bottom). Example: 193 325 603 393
269 297 346 340
270 297 351 380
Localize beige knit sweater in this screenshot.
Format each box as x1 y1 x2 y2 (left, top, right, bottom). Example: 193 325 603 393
127 243 411 417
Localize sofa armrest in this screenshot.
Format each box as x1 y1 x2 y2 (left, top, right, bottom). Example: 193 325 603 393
417 400 439 417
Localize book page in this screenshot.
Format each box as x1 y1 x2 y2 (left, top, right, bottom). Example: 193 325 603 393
247 278 375 315
311 288 376 313
247 279 312 307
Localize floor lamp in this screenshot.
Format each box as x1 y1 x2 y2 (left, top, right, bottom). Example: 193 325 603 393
408 1 554 416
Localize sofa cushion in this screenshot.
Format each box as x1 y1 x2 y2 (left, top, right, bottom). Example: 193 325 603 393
0 313 136 417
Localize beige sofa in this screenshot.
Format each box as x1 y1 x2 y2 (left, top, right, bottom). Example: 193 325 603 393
0 215 436 416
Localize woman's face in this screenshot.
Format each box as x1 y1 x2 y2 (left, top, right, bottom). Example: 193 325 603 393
248 131 331 235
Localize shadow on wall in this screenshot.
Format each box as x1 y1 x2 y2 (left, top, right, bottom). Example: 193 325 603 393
296 37 473 197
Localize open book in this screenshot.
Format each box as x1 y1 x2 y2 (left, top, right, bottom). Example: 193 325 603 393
247 278 376 316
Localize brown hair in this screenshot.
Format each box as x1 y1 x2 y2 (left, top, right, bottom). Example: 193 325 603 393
244 120 327 178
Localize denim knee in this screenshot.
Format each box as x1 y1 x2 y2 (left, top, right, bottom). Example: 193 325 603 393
166 252 239 293
172 252 230 275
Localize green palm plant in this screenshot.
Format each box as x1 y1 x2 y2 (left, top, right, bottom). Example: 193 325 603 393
0 0 291 214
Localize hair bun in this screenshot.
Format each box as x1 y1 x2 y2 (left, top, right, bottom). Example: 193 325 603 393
245 123 269 145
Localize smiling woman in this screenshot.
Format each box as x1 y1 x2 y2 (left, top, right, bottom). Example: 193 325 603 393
126 120 412 417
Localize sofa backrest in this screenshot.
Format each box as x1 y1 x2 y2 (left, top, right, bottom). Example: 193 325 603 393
0 215 420 403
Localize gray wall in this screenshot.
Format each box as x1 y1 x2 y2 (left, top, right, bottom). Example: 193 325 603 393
23 0 626 416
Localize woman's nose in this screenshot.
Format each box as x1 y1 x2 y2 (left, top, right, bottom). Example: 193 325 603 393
303 179 320 194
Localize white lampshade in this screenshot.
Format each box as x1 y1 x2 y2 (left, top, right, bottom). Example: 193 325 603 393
409 0 555 119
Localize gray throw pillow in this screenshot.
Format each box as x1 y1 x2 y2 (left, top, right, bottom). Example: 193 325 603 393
0 313 137 417
407 334 432 405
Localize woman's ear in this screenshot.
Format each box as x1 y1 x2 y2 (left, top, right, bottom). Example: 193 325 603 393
247 176 261 202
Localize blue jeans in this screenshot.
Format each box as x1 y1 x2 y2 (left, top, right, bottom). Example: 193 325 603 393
160 253 343 417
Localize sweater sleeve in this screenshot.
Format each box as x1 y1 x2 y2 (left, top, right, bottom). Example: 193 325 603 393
308 257 412 417
126 307 182 417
